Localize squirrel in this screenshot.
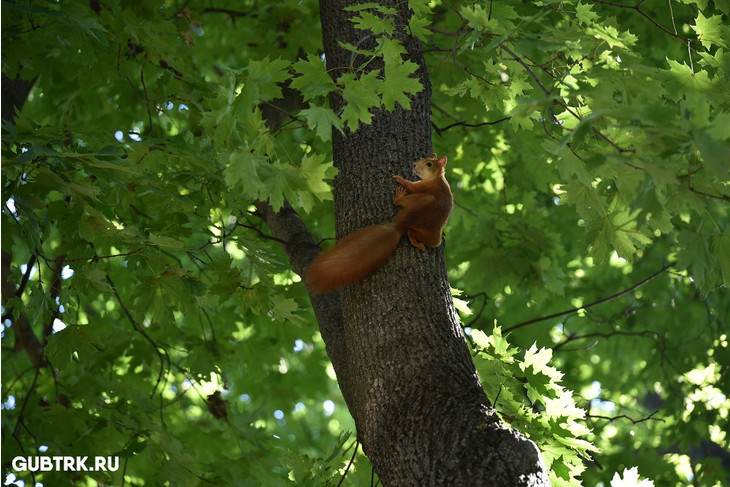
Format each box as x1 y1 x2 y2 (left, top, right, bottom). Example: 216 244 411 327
305 153 453 294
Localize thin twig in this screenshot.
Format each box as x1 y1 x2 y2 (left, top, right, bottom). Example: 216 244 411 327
588 410 664 424
591 0 693 43
504 263 676 333
500 44 550 97
106 275 169 397
12 365 43 445
41 248 141 264
433 116 511 135
336 440 360 487
140 69 154 138
554 329 658 352
13 254 37 300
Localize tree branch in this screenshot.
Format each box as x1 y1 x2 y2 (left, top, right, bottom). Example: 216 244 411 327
1 251 44 367
106 275 169 398
40 248 142 264
553 328 659 352
251 200 355 407
433 116 511 136
587 410 664 425
504 263 676 333
1 72 36 122
590 0 694 44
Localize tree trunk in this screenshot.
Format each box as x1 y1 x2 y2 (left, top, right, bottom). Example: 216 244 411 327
309 1 551 485
1 72 36 123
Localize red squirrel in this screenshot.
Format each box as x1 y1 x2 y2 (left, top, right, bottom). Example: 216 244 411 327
305 153 453 294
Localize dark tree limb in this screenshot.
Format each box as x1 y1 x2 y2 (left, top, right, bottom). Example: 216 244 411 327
252 200 356 408
1 72 36 122
1 251 44 367
1 71 45 366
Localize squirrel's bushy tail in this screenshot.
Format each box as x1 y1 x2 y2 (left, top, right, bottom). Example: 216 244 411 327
305 222 403 294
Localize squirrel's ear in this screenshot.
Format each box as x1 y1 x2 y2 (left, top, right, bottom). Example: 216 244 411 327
437 156 448 168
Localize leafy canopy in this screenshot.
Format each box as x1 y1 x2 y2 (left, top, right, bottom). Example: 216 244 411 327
2 1 729 486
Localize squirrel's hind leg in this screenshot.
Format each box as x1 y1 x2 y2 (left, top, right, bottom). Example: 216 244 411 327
406 229 427 250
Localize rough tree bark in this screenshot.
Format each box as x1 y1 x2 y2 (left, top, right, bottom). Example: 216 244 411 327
259 1 550 485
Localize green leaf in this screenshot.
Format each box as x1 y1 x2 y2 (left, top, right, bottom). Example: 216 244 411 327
351 10 394 35
470 328 492 350
522 344 563 384
459 5 498 31
560 181 606 219
299 153 336 211
381 60 423 111
269 294 304 325
555 151 592 186
265 160 309 211
300 105 343 143
677 228 716 292
552 109 605 154
586 24 637 49
691 11 730 49
376 36 406 65
575 2 599 24
694 130 730 179
407 0 432 39
291 53 337 100
45 325 103 369
710 233 730 286
472 328 595 483
610 467 656 487
246 57 291 100
149 233 185 250
65 3 108 44
81 266 112 292
224 148 268 199
662 59 714 101
339 71 382 129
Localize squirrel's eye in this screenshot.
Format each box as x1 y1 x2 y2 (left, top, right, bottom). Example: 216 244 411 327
426 162 432 167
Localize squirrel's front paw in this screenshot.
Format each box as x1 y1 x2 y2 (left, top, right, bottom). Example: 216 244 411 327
394 186 407 201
